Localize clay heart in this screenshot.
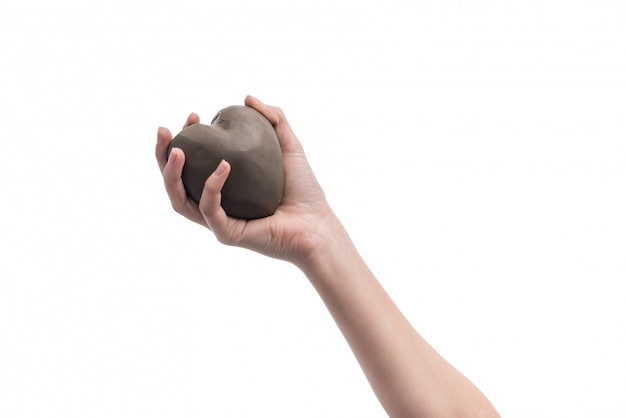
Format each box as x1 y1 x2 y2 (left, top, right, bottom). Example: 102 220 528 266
168 105 284 219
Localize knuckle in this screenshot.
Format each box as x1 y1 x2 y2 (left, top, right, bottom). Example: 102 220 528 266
210 223 243 247
215 233 233 246
170 200 185 215
274 106 285 120
211 227 237 246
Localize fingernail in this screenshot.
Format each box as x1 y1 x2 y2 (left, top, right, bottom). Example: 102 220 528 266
214 159 227 176
168 148 177 164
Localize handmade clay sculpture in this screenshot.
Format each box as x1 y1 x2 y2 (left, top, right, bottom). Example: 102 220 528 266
168 105 284 219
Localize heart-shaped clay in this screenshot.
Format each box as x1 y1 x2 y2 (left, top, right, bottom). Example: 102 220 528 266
168 105 284 219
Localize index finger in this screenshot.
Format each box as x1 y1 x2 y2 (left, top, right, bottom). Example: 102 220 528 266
156 126 173 173
156 113 201 173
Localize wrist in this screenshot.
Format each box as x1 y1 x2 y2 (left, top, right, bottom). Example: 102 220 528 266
294 210 362 281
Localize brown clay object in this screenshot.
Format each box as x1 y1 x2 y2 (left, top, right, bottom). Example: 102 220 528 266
168 105 284 219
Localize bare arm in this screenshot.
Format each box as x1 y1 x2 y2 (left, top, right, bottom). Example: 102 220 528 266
156 96 500 418
298 218 498 417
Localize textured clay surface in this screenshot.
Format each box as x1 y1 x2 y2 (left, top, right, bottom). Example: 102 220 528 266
168 105 284 219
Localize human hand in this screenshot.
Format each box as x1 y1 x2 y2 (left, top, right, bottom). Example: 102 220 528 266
155 96 340 266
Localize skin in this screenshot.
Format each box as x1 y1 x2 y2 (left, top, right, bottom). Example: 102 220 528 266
156 96 501 418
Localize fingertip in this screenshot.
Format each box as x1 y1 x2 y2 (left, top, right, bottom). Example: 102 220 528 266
199 160 231 224
165 147 185 173
245 95 262 106
213 159 230 177
184 112 200 128
167 147 178 164
157 126 172 142
246 96 280 126
202 160 230 198
156 127 175 172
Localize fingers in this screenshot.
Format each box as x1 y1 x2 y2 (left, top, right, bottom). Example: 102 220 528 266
183 112 200 129
198 160 245 245
245 96 280 125
162 147 185 196
157 112 218 228
244 96 303 154
156 112 198 173
156 126 173 173
162 147 206 226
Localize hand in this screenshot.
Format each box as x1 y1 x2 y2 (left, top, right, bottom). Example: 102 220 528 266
155 96 339 266
157 97 501 418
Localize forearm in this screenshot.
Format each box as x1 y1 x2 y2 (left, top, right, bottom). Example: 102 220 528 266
157 98 498 416
297 214 499 418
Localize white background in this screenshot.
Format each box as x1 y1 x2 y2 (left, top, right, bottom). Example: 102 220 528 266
1 1 625 417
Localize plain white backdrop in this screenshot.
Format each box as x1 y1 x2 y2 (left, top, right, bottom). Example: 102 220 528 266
1 1 625 417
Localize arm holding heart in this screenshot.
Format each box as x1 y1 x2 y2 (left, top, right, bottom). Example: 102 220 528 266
155 96 500 418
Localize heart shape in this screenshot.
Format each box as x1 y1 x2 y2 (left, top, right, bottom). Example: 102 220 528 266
168 105 284 219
